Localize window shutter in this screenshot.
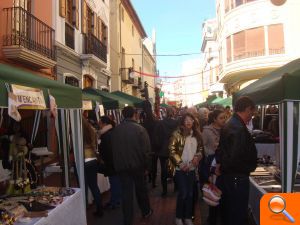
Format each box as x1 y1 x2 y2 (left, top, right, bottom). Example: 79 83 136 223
75 0 79 29
93 13 97 36
60 0 66 18
98 17 101 40
82 0 87 34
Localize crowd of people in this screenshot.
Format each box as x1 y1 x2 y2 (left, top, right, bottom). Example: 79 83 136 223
82 96 260 225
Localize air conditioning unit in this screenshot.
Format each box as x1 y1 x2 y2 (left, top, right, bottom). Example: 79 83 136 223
121 69 134 84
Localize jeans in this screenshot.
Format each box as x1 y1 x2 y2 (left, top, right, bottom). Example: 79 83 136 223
221 174 250 225
119 170 151 225
84 160 102 211
108 175 121 205
175 170 196 219
159 156 168 193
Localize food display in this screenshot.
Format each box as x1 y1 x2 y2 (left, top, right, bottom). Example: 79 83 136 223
0 187 76 224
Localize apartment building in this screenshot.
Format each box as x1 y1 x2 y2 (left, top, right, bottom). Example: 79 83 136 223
56 0 110 89
201 19 224 99
216 0 300 94
0 0 56 78
110 0 156 99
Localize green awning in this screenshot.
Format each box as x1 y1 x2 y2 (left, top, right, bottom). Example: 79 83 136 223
83 88 131 109
234 58 300 105
111 91 144 108
0 63 82 108
82 91 102 108
215 97 232 107
211 97 224 104
196 95 220 108
160 103 170 108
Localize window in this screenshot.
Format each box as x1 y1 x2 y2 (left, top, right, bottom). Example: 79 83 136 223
83 75 94 88
235 0 243 7
101 22 107 45
132 58 135 70
66 0 72 24
233 31 245 60
245 27 265 57
225 0 230 13
226 36 232 63
121 7 124 22
268 24 285 55
65 76 79 87
132 25 134 36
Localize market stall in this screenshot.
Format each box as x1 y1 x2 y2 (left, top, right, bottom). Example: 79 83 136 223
0 63 86 224
235 58 300 223
81 91 110 196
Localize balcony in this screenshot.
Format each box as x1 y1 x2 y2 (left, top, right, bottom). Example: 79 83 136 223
2 7 56 68
65 23 74 50
83 33 107 63
121 68 134 84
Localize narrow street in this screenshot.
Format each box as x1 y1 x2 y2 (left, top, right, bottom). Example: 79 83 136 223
87 180 208 225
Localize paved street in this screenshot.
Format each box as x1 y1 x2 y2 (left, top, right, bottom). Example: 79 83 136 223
87 180 208 225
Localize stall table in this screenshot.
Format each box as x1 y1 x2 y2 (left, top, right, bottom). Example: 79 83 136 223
15 188 86 225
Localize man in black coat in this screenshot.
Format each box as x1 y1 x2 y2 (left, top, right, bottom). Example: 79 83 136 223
112 106 152 225
217 96 257 225
154 107 178 196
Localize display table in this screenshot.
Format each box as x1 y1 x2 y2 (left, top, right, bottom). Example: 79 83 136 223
15 188 86 225
249 177 266 225
255 143 280 165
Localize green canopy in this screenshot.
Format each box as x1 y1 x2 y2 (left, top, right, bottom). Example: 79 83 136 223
234 58 300 104
215 97 232 107
111 91 144 108
234 58 300 193
196 95 220 108
160 103 170 108
82 91 102 108
83 88 131 109
0 63 82 108
211 97 224 105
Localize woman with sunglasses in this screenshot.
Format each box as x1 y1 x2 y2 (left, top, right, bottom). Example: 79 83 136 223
169 113 204 225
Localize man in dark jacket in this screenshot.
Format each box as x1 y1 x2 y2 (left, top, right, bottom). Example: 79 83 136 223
154 107 178 196
112 106 152 225
217 96 257 225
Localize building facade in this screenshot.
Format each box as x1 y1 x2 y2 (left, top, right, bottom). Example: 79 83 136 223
201 19 224 99
180 58 204 107
216 0 300 94
0 0 56 78
55 0 110 90
110 0 156 99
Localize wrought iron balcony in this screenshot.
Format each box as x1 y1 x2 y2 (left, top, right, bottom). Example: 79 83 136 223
2 7 56 68
84 33 107 63
65 23 74 50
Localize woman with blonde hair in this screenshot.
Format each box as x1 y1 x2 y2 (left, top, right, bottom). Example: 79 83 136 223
169 113 204 225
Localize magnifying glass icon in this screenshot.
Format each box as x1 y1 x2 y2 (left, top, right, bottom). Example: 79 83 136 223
268 195 295 223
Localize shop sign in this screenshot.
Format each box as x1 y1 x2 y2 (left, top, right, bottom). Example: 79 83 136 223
82 100 93 110
11 84 46 110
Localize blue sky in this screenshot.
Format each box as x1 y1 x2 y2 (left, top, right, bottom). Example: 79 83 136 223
131 0 216 77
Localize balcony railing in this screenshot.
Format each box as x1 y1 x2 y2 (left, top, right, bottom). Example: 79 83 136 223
65 23 74 50
234 50 265 61
269 48 285 55
2 7 55 61
84 33 107 63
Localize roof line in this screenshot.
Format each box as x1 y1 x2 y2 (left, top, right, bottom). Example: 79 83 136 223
121 0 147 38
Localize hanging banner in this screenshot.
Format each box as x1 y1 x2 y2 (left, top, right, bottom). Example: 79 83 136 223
49 94 57 118
99 104 105 116
95 101 100 122
11 84 46 110
8 92 21 121
82 100 93 110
